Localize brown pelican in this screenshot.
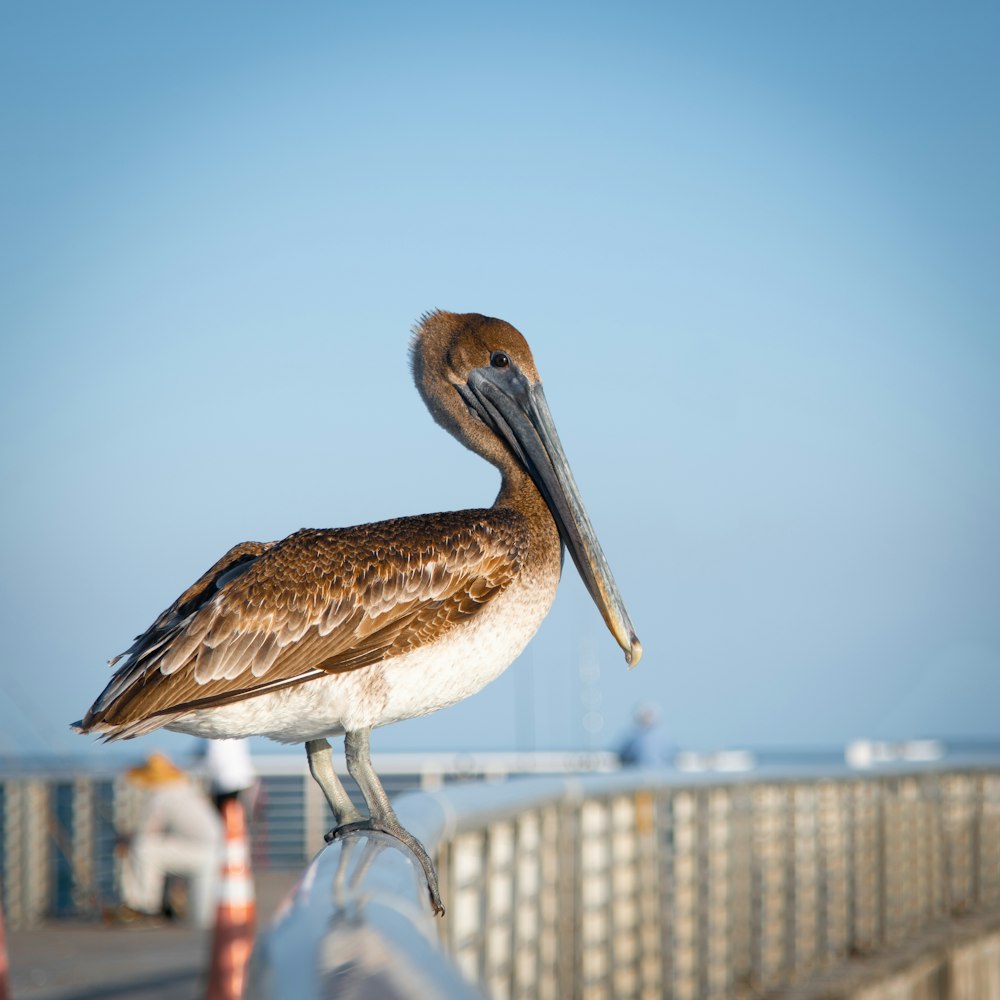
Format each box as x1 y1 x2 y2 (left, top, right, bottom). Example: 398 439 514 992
75 310 641 914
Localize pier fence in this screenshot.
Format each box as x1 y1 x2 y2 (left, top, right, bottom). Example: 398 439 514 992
250 765 1000 999
4 758 1000 997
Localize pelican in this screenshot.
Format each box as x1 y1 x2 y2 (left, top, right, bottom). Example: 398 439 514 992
75 310 641 914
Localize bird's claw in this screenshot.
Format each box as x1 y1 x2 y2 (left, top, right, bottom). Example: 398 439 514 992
325 818 445 916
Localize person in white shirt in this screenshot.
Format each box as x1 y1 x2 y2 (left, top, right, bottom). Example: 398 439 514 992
118 752 223 927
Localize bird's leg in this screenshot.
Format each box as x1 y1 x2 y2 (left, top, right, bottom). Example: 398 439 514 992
334 726 445 916
306 738 364 833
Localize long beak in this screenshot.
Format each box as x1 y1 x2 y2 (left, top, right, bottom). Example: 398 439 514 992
467 368 642 666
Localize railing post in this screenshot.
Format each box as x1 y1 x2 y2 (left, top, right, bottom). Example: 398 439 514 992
727 786 754 992
704 786 733 999
980 773 1000 908
849 778 880 954
577 797 611 999
656 788 674 1000
25 781 50 928
971 772 984 910
943 773 975 914
927 772 948 921
1 783 21 929
444 830 487 984
510 810 541 1000
608 795 637 998
537 805 561 1000
791 782 819 974
557 797 579 1000
71 777 95 914
816 780 849 963
751 783 789 991
482 819 515 997
882 776 902 946
668 788 698 1000
633 787 662 1000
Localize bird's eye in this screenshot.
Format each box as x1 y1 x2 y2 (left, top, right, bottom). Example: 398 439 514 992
490 351 510 369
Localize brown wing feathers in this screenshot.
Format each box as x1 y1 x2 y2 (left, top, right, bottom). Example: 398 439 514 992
77 512 524 737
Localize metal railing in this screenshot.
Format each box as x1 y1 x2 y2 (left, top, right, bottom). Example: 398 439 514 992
5 758 1000 997
249 766 1000 1000
0 751 616 928
0 775 123 927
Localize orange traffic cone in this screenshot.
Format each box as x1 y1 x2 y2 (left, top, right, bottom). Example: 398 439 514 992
206 798 256 1000
0 879 9 1000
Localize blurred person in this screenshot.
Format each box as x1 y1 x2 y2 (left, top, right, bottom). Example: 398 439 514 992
618 703 676 767
116 752 223 928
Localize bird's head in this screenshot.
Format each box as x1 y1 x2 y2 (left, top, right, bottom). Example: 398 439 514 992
410 310 641 667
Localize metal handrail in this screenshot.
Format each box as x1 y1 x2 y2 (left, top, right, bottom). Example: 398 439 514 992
0 751 619 925
246 829 486 1000
246 764 1000 1000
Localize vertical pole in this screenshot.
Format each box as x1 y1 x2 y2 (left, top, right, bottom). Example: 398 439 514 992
658 789 675 1000
72 778 95 914
24 781 50 927
791 783 819 976
633 787 662 1000
669 789 698 1000
728 786 754 991
538 806 560 1000
556 799 579 1000
704 786 732 999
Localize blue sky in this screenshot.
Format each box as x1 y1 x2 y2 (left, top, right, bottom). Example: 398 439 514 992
1 2 998 759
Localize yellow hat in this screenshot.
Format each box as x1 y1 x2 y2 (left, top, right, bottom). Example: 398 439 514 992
126 752 185 786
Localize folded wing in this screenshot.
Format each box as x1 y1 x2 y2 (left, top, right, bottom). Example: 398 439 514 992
76 512 525 738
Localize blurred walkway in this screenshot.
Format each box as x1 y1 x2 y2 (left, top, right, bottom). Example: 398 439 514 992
7 869 299 1000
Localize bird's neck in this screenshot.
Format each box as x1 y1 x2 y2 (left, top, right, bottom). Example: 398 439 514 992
494 465 554 524
493 465 564 579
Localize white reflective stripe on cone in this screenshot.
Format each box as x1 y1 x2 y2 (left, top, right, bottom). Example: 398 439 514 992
219 879 255 908
223 841 250 866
